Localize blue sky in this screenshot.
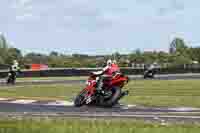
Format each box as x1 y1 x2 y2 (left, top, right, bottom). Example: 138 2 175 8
0 0 200 55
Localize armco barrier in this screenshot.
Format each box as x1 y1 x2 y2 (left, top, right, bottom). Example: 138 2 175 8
0 67 200 78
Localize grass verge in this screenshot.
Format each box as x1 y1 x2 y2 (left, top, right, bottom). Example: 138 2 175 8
1 79 200 107
0 118 200 133
17 76 87 81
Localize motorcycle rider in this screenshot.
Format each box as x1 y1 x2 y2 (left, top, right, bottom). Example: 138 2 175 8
7 60 21 84
11 60 20 71
93 59 117 92
74 59 129 107
112 60 120 73
144 62 157 78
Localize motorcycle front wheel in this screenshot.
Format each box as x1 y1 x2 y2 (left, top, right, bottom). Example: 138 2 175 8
74 89 88 107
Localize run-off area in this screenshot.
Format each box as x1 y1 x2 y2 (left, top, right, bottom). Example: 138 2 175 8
1 79 200 107
1 79 200 132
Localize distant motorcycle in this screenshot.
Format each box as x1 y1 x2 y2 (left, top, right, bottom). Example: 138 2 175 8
74 72 129 107
7 71 17 85
6 68 21 85
143 69 155 79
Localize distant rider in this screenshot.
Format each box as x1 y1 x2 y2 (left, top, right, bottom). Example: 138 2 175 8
8 60 21 83
10 60 20 72
144 62 157 78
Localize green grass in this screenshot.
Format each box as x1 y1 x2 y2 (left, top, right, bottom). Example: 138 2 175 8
17 76 87 81
1 79 200 107
0 119 200 133
0 84 84 100
122 80 200 107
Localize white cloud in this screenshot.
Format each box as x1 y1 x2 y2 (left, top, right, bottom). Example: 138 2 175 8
1 0 200 54
11 0 33 9
17 0 33 6
15 13 35 21
135 0 185 16
11 0 39 21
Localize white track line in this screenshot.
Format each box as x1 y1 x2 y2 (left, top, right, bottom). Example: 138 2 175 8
1 97 200 112
167 107 200 111
10 100 37 104
127 104 137 108
46 100 74 106
0 98 10 101
0 98 74 106
125 104 200 111
120 104 137 109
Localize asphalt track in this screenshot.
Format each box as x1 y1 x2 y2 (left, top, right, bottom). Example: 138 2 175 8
1 73 200 122
0 101 200 123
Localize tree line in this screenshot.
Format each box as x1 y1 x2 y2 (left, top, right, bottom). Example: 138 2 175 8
1 34 200 69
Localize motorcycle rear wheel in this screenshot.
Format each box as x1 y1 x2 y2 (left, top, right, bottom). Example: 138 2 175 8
100 86 121 107
7 76 15 85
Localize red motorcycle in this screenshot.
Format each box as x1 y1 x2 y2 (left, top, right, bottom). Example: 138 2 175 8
74 72 129 107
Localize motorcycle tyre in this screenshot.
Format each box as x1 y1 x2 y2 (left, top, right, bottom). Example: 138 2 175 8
74 90 87 107
100 86 121 107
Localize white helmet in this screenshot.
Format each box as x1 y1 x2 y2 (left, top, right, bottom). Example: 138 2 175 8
107 59 112 66
153 62 157 65
113 60 117 64
13 60 19 66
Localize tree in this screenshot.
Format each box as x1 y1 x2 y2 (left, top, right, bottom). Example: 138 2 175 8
0 56 4 64
112 52 121 60
129 49 145 63
169 37 188 54
157 51 169 64
0 34 9 64
143 51 158 64
0 34 9 49
49 51 59 57
72 53 89 58
189 47 200 63
24 53 48 64
168 37 192 65
5 48 23 64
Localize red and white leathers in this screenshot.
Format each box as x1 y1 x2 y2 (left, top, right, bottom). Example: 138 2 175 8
111 63 120 73
92 60 113 91
92 66 112 78
93 60 121 91
93 60 120 77
92 59 113 76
